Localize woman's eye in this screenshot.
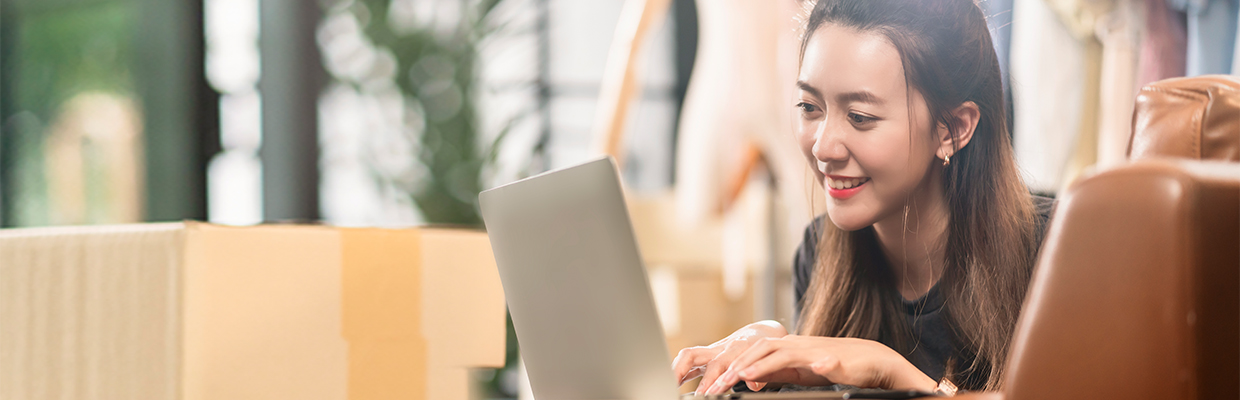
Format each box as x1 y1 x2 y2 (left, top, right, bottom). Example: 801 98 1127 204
796 102 819 114
848 112 874 124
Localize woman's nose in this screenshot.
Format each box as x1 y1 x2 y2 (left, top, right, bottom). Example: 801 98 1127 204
811 121 848 163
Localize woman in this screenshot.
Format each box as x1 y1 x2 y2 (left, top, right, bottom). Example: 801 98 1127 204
671 0 1055 394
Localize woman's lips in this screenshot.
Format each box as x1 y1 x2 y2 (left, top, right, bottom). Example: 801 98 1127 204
826 176 870 200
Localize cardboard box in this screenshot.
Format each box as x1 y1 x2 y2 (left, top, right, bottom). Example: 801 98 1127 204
0 222 505 400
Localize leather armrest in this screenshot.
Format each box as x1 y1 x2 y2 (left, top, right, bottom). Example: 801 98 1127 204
943 393 1003 400
910 393 1002 400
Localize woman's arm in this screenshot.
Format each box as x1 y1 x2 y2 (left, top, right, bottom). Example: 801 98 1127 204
700 335 938 394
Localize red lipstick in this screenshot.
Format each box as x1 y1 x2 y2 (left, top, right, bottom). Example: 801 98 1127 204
825 175 870 200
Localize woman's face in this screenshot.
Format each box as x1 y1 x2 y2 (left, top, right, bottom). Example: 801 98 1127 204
796 24 941 231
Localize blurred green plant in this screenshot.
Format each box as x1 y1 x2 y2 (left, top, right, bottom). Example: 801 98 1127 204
3 0 138 227
324 0 521 227
14 2 135 121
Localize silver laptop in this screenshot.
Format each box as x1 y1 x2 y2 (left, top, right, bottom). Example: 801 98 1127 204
480 157 676 400
479 157 935 400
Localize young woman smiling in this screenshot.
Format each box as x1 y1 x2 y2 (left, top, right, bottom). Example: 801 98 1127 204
671 0 1055 394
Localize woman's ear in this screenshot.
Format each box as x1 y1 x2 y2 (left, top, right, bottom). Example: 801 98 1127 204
936 101 980 162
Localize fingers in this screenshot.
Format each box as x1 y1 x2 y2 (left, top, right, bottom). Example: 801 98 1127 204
734 351 794 382
725 337 781 378
694 354 730 395
704 337 782 394
679 365 707 387
808 356 843 381
692 337 753 394
681 322 791 394
672 347 714 385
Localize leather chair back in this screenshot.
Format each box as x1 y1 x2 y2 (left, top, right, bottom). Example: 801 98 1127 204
1128 75 1240 161
1002 160 1239 400
943 76 1240 400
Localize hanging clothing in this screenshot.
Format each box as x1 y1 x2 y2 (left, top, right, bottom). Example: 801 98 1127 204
675 0 816 244
1095 0 1143 167
983 0 1016 93
1234 9 1240 74
1010 0 1105 193
984 0 1018 135
1138 0 1188 87
1168 0 1239 76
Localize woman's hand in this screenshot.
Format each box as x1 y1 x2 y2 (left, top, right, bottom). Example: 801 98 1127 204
700 335 938 395
671 320 788 394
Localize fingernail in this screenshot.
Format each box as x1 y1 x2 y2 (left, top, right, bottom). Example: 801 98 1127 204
739 367 755 379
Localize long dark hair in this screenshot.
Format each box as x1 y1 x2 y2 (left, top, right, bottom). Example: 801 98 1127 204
794 0 1039 391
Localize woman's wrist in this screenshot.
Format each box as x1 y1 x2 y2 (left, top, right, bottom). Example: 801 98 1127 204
710 321 787 348
871 342 936 392
730 320 786 340
890 362 938 392
750 320 788 336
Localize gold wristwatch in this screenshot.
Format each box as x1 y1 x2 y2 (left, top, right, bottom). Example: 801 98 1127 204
935 378 958 396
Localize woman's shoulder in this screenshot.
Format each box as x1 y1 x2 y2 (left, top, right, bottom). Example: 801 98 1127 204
794 215 829 271
795 194 1055 268
794 215 826 274
793 215 828 315
1031 194 1056 233
804 214 828 243
1032 194 1055 218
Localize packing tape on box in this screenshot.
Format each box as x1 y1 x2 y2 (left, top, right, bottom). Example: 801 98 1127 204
342 229 427 400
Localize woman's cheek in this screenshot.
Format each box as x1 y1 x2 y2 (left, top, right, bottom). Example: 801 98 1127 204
798 125 826 183
797 124 818 159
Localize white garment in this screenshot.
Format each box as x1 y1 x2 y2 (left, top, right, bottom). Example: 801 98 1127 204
1010 0 1089 193
1235 5 1240 75
675 0 814 239
1094 0 1141 167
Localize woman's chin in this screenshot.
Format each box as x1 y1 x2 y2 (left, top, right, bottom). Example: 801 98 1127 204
825 209 874 232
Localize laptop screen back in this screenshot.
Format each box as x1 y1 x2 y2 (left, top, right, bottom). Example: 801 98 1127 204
480 157 679 400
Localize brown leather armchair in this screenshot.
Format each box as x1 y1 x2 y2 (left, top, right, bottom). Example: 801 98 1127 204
1128 75 1240 162
952 76 1240 400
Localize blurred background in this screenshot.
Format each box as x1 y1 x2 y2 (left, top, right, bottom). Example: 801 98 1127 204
1 0 1234 398
0 0 693 229
1 0 701 397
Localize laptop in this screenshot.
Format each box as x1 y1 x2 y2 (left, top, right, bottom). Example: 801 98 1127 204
479 157 937 400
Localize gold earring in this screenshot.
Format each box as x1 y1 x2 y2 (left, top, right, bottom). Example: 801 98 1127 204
943 154 950 166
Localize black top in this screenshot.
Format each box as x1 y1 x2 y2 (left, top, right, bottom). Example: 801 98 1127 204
788 195 1055 390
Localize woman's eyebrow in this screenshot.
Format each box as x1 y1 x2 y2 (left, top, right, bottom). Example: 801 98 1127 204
796 80 823 99
836 91 885 106
797 81 885 107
